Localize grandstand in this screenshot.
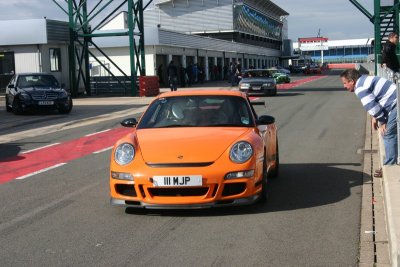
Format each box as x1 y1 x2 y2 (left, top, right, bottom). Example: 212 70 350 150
293 38 374 64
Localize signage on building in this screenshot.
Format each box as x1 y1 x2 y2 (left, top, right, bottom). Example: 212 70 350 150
298 37 329 51
233 4 282 40
300 45 329 51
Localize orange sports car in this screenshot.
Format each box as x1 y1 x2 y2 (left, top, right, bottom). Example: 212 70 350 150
110 90 279 209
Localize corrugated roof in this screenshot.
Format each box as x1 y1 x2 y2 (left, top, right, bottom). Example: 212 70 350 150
248 0 289 17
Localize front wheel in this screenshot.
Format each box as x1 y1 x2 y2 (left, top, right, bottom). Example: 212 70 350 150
12 98 23 115
258 158 269 203
5 97 12 112
59 99 73 114
268 141 279 178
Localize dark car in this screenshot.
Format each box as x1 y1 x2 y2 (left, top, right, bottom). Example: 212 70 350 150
5 73 73 114
304 64 322 75
239 69 277 96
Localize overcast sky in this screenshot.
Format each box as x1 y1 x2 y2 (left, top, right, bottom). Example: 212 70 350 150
272 0 375 40
0 0 379 40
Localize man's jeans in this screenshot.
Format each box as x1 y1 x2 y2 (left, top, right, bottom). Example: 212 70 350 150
169 76 177 91
383 107 398 165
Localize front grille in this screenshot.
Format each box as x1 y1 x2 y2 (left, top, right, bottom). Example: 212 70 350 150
146 162 213 168
250 83 263 87
222 183 246 196
115 184 137 197
31 92 58 101
148 187 209 197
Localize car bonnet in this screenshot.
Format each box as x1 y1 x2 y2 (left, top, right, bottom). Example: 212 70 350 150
241 77 274 83
136 127 251 163
19 87 62 93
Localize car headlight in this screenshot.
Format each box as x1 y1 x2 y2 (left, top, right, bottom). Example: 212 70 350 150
263 82 276 87
19 92 31 100
230 141 253 163
239 83 250 89
58 91 68 98
114 143 135 165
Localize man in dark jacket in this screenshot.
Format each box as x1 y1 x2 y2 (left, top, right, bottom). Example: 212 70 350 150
167 60 178 91
381 32 400 72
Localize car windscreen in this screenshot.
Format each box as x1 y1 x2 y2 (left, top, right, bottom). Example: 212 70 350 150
137 95 254 129
17 75 59 88
243 70 271 78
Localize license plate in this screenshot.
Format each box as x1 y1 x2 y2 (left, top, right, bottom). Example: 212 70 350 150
152 175 202 187
38 101 54 105
252 86 261 90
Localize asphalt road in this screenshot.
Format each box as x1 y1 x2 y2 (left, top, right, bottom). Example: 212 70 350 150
0 73 367 266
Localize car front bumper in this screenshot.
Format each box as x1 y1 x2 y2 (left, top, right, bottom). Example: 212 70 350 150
19 98 70 111
110 155 265 209
110 194 260 209
239 87 277 95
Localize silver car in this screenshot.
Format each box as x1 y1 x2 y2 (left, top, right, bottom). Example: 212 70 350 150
239 69 277 96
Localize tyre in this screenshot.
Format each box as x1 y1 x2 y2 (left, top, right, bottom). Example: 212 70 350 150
268 140 279 178
59 99 73 114
5 97 12 112
258 157 269 203
12 98 23 115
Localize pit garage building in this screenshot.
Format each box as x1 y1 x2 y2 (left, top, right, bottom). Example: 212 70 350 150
90 0 290 83
0 0 291 93
0 19 70 90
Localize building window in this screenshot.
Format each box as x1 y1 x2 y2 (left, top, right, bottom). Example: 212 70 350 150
50 48 62 72
0 51 15 75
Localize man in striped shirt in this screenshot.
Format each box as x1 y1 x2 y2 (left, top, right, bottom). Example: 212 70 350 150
340 69 398 165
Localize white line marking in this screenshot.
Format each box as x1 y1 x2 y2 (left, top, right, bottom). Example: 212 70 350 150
93 146 113 154
0 106 148 144
0 182 100 233
85 129 111 137
16 163 67 180
21 143 61 154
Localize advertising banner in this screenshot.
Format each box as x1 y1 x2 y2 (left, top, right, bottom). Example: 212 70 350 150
233 4 282 40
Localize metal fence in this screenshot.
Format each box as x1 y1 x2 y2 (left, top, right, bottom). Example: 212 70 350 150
378 66 400 164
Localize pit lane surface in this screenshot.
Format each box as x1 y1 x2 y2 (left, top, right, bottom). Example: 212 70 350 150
0 74 366 266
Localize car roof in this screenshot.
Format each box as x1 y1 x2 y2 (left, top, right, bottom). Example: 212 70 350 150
244 69 268 72
156 90 247 99
17 72 54 76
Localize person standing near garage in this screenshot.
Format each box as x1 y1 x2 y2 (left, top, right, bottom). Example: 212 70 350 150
340 69 398 169
167 60 178 91
381 32 400 73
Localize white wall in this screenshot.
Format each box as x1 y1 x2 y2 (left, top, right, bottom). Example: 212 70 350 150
90 47 132 76
4 44 70 90
101 12 127 30
146 54 156 76
12 46 41 73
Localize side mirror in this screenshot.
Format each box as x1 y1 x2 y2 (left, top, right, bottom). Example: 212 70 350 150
8 84 14 89
257 115 275 125
120 118 138 127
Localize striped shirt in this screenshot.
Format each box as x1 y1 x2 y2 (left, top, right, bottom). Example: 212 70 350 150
355 75 397 123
